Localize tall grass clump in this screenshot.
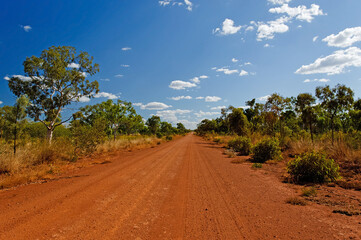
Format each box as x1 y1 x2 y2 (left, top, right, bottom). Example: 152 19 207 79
287 151 340 183
227 136 252 155
252 138 282 163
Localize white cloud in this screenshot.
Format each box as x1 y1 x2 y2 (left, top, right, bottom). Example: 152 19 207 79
210 106 226 110
246 26 254 32
232 58 239 63
68 63 80 69
205 96 222 102
140 102 172 110
0 101 2 105
257 16 290 41
121 64 130 67
20 25 32 32
257 95 271 102
170 96 192 100
268 0 292 5
122 47 131 51
115 74 124 78
10 75 32 81
169 80 197 90
322 27 361 48
269 4 325 23
184 0 193 11
196 96 204 100
100 78 110 81
239 70 249 76
190 77 200 84
313 36 319 42
95 92 119 100
214 18 242 35
296 47 361 75
159 0 192 11
199 75 208 79
194 111 220 118
264 43 271 48
3 76 10 81
156 109 192 122
244 62 252 66
303 78 330 83
216 67 239 75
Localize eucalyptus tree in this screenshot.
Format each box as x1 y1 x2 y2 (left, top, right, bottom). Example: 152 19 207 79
296 93 316 142
4 95 29 154
79 100 140 140
146 116 161 135
8 46 99 143
227 108 250 136
316 84 354 143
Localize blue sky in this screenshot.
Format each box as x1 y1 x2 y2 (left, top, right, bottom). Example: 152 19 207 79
1 0 361 129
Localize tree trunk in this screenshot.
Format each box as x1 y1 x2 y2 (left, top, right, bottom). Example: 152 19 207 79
331 117 334 145
13 125 17 155
309 121 314 143
47 128 53 144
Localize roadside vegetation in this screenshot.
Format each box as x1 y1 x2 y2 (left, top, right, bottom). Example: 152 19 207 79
0 46 189 189
196 86 361 191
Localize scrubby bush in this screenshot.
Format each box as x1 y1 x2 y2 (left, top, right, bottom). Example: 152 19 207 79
165 135 173 141
227 136 252 155
287 151 340 183
252 138 282 163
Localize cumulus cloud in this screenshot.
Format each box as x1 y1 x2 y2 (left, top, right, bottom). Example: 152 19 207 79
170 96 192 100
114 74 124 78
313 36 319 42
268 0 292 5
269 4 325 23
3 76 10 81
169 80 197 90
322 27 361 48
138 102 172 110
296 47 361 75
232 58 239 63
239 70 249 76
100 78 110 81
68 63 80 68
304 78 330 83
190 77 200 84
156 109 192 122
210 106 227 110
256 16 290 41
8 75 32 81
121 64 130 67
257 95 271 102
199 75 209 79
214 18 242 35
0 101 2 105
216 67 239 75
205 96 222 102
194 111 220 118
122 47 131 51
20 25 32 32
159 0 193 11
196 96 204 100
76 92 120 103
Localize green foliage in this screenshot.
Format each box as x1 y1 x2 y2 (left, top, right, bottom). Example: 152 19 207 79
8 46 99 142
146 116 161 135
252 138 282 163
287 151 340 183
227 108 250 136
165 135 173 141
227 136 251 155
252 163 263 168
71 118 107 155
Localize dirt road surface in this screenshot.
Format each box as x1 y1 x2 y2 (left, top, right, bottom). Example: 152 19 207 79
0 134 360 239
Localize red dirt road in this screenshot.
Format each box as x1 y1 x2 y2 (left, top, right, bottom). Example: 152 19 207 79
0 134 360 239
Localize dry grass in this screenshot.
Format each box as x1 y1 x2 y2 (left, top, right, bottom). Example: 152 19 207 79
0 135 164 189
286 197 307 206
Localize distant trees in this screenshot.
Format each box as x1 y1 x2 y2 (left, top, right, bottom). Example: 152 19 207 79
316 85 354 143
296 93 316 142
8 46 100 143
146 116 161 135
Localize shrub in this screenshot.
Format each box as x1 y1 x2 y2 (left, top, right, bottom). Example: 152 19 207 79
165 135 173 141
301 187 317 197
227 136 252 156
286 197 307 206
252 138 282 163
287 151 340 183
252 163 263 168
